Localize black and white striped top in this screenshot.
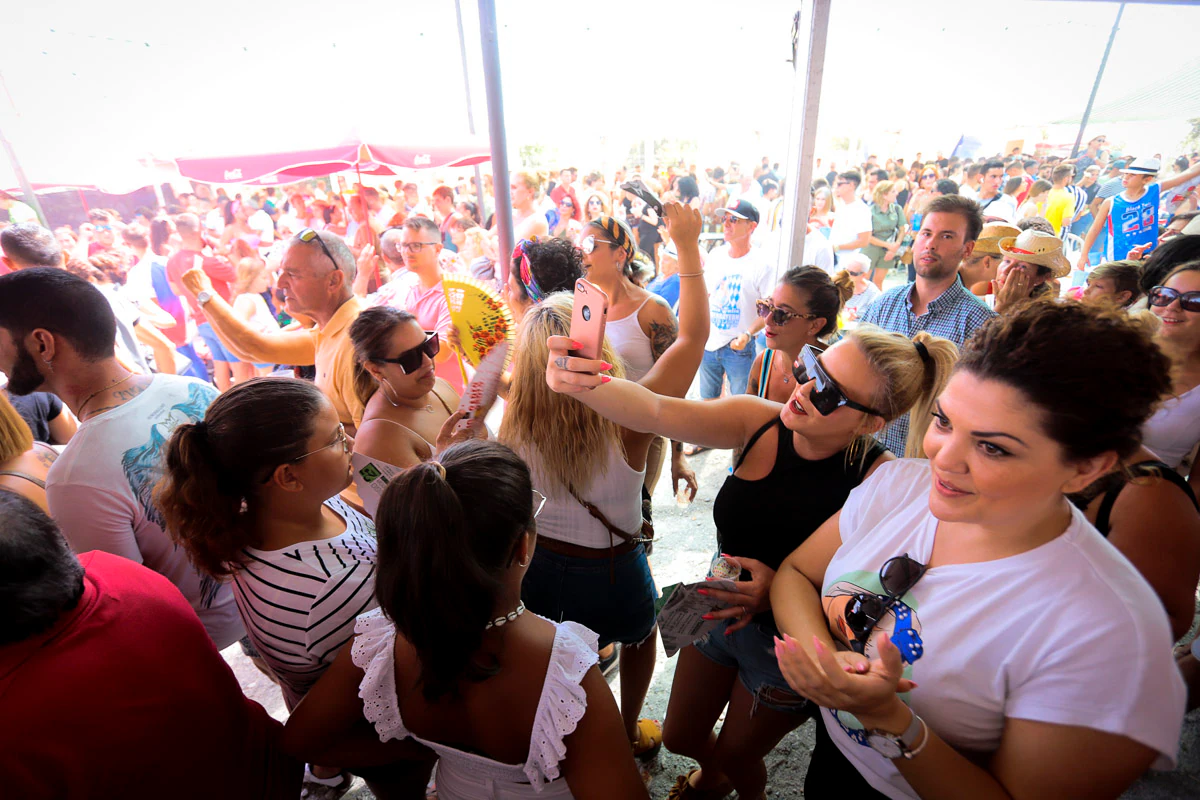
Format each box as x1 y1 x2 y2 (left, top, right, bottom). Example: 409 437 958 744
233 496 378 709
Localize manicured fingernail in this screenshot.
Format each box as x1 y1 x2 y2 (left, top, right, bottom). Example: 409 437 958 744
697 589 709 596
720 553 730 557
600 361 613 370
571 340 583 349
705 576 714 581
600 376 612 384
813 639 826 655
856 662 868 673
701 614 714 620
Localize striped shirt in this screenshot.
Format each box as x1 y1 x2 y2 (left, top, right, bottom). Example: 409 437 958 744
858 277 996 456
233 496 378 708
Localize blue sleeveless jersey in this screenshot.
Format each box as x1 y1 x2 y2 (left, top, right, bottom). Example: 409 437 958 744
1106 183 1159 260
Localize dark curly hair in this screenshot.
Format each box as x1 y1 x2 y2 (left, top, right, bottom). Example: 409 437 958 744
510 237 584 302
956 299 1171 462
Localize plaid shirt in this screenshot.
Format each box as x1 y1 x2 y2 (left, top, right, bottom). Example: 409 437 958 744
858 277 996 455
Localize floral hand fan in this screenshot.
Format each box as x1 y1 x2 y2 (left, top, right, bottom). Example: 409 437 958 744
442 274 516 368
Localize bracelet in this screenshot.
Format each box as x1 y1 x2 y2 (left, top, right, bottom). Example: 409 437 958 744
908 717 931 758
677 272 704 278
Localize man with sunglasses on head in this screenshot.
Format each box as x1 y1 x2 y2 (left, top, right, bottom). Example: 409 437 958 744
181 227 367 432
858 194 995 456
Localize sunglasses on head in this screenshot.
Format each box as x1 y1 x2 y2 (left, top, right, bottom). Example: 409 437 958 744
298 228 340 271
755 298 817 326
792 344 886 417
1148 285 1200 312
844 554 927 654
374 331 440 374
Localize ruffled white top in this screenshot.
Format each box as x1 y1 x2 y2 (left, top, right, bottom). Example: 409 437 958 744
352 608 599 799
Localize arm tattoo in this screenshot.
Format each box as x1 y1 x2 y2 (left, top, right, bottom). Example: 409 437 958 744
649 317 679 362
554 356 570 370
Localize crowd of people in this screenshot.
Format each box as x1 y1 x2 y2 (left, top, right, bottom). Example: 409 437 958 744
1 134 1199 800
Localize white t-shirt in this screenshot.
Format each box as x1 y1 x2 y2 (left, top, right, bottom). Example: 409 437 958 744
248 209 275 245
1141 384 1200 469
981 193 1018 223
46 374 244 650
805 231 835 274
828 200 872 254
703 244 776 351
821 459 1184 799
235 496 378 709
843 281 880 318
958 184 980 201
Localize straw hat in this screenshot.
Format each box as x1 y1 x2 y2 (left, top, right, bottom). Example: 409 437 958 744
974 223 1021 256
997 230 1071 279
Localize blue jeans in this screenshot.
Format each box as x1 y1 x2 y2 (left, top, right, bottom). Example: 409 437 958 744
197 321 239 364
521 543 657 649
700 339 757 399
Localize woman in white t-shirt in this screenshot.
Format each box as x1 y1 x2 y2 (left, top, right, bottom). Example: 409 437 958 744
770 301 1186 799
282 440 649 799
159 378 418 796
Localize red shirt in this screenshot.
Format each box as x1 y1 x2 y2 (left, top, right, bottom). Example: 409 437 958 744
0 552 300 800
166 248 237 326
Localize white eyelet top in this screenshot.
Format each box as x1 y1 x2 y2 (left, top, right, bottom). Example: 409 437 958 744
352 608 599 798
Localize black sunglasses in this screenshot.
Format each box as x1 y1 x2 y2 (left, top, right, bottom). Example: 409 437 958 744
844 554 927 654
374 331 440 374
792 344 885 417
756 299 817 326
1148 285 1200 312
297 228 340 271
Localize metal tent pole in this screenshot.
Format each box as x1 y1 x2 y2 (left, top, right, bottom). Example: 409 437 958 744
0 121 48 227
477 0 514 284
1070 3 1124 159
455 0 488 223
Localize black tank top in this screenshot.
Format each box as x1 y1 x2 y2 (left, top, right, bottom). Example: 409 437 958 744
712 418 887 572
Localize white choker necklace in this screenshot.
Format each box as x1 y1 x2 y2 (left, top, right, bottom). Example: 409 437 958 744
485 602 526 629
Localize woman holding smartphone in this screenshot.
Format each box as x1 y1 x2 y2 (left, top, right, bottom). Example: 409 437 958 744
499 203 708 759
542 324 955 800
770 301 1185 799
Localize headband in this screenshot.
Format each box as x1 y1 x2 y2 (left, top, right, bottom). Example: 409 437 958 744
590 215 636 260
513 238 547 304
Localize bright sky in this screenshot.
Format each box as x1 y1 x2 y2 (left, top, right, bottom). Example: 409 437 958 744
2 0 1197 189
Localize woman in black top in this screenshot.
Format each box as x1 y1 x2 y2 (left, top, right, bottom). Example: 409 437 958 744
545 325 956 800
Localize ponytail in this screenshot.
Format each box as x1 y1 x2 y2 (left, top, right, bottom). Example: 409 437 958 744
156 378 326 578
373 440 534 701
843 325 958 461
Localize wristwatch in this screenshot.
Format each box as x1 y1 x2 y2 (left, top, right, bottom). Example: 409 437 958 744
196 290 214 307
866 707 925 760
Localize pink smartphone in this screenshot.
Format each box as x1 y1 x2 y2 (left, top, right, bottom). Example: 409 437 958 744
569 278 609 360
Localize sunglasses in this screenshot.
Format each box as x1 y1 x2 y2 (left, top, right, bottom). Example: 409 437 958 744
846 268 868 277
561 200 574 208
844 554 927 654
374 331 440 374
298 228 340 271
792 344 885 417
291 423 350 462
1148 285 1200 312
721 215 749 225
579 234 617 254
756 299 817 326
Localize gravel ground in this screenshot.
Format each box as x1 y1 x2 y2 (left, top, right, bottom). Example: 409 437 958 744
223 441 1200 799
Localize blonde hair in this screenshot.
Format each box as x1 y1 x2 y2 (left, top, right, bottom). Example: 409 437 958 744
843 326 959 459
498 293 626 495
460 227 489 262
0 392 34 462
233 257 267 295
872 180 896 206
512 170 546 200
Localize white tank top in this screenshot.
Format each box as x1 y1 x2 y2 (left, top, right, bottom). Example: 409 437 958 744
605 296 656 383
1142 384 1200 469
524 443 646 549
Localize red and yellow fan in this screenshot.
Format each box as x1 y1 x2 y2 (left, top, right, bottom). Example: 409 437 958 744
442 275 516 370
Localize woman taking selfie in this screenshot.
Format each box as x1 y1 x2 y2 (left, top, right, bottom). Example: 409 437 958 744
747 266 853 404
282 440 649 799
770 301 1185 799
501 204 709 759
544 324 955 800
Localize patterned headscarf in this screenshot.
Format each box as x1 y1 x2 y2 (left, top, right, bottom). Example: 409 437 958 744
513 237 546 303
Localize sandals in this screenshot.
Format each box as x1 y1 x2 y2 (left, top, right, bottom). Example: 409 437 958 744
631 718 663 758
665 768 732 799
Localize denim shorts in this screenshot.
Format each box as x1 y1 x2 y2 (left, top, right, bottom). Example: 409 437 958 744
521 543 657 649
694 617 812 716
197 321 240 364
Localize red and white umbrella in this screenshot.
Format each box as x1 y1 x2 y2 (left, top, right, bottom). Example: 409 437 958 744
174 138 490 185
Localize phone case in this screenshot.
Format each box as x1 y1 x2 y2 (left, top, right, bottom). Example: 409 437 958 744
569 279 609 360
